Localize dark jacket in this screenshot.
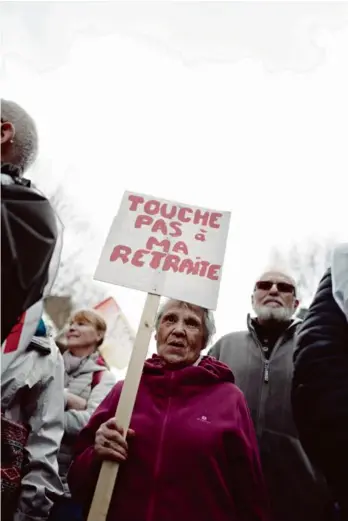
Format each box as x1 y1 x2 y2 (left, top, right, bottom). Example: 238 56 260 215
1 163 59 343
68 355 269 521
292 269 348 519
210 316 333 521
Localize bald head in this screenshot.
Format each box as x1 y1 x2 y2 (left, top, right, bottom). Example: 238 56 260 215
1 99 38 174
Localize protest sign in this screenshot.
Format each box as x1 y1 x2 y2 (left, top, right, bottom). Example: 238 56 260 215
94 297 135 370
95 192 231 310
88 192 231 521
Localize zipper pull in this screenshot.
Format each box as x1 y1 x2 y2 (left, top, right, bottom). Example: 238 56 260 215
264 361 270 383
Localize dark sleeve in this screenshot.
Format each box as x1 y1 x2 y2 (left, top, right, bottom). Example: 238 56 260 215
68 382 123 507
1 182 58 342
292 268 348 512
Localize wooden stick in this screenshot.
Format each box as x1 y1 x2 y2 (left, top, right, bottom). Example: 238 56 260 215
87 293 160 521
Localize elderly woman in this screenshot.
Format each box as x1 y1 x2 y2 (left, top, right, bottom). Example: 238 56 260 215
68 299 269 521
49 309 115 521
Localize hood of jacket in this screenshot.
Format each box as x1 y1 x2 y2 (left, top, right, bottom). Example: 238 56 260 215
144 353 235 384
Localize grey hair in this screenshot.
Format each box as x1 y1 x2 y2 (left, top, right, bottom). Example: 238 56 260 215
1 99 38 173
155 298 216 348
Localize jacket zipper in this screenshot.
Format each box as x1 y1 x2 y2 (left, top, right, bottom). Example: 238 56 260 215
146 371 174 521
264 360 270 383
251 325 294 435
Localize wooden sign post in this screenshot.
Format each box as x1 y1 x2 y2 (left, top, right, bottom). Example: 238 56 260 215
89 191 231 521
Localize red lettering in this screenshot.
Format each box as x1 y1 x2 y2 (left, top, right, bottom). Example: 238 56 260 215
207 264 220 280
172 241 188 255
178 207 193 223
163 254 180 273
131 249 149 267
146 237 170 252
193 210 209 226
149 251 167 269
169 221 182 237
110 245 131 263
209 212 222 229
144 199 160 215
152 219 168 235
128 194 144 211
199 261 210 277
160 204 177 219
192 261 201 275
135 215 153 229
178 258 195 274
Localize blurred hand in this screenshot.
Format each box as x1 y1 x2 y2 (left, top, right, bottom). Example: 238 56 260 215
95 418 135 463
66 392 87 411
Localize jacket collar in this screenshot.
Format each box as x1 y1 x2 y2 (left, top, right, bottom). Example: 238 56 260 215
1 162 30 187
247 313 301 340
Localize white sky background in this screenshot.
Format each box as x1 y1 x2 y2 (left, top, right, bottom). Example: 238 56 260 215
2 1 348 374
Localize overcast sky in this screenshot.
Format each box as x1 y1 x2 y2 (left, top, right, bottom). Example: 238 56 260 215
2 2 348 366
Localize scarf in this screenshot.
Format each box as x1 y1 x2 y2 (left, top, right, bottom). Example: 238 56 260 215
63 350 88 387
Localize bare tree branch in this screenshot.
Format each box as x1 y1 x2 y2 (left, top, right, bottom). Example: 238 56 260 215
269 238 336 308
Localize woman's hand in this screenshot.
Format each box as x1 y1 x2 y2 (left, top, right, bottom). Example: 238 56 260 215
95 418 135 463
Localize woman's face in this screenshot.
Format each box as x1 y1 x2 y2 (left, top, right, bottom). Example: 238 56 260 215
156 302 206 366
66 319 102 354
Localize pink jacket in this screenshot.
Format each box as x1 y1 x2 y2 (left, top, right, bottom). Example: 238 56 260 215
68 355 269 521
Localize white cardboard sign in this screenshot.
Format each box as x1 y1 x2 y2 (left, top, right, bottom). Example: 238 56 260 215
95 191 231 310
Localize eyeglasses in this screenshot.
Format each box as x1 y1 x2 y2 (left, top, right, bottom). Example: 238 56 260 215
255 280 296 295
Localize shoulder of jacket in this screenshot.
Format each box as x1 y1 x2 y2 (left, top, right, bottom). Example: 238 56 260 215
99 369 117 384
218 330 249 344
29 335 56 355
29 335 62 366
210 330 249 353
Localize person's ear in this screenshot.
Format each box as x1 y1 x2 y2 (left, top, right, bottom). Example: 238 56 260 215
294 298 300 311
1 121 15 145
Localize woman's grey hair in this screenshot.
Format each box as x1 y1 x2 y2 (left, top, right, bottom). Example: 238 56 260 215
155 298 216 348
1 99 38 173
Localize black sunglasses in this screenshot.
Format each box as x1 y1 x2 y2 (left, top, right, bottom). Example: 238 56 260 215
255 280 296 295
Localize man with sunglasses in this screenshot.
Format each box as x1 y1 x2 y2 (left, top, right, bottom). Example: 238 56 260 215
209 270 334 521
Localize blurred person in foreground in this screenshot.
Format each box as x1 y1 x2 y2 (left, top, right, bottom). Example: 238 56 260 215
209 269 334 521
1 317 65 521
292 244 348 520
68 299 269 521
1 99 64 521
1 98 61 343
49 309 116 521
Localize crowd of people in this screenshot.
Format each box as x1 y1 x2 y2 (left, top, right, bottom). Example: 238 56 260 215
1 99 347 521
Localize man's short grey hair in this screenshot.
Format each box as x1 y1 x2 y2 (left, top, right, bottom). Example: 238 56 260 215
1 99 38 173
155 298 216 348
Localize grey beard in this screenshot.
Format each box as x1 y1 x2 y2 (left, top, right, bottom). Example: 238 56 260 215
253 305 294 323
